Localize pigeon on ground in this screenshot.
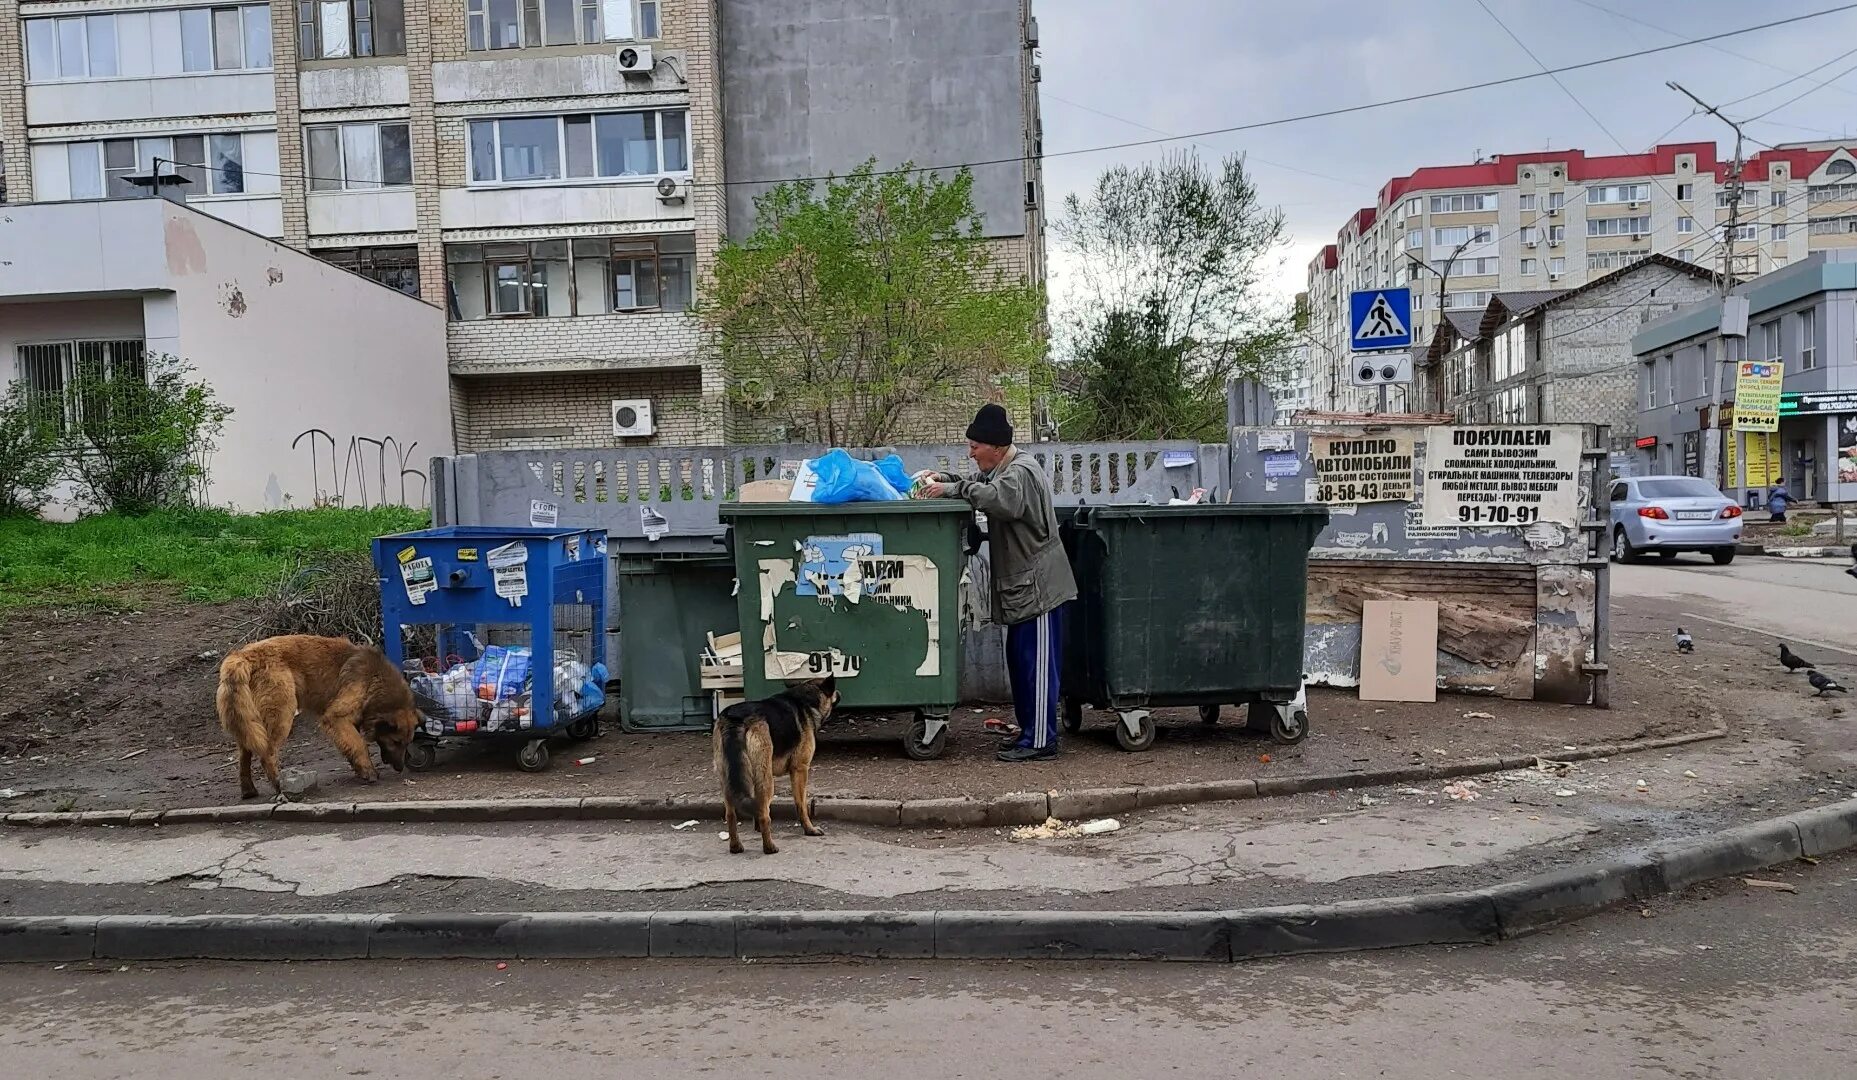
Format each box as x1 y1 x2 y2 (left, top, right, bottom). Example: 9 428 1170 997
1675 627 1694 653
1808 670 1848 696
1780 643 1814 672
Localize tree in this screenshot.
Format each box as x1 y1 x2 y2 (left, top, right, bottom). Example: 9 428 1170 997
0 381 60 517
700 160 1045 447
63 354 230 515
1054 150 1293 440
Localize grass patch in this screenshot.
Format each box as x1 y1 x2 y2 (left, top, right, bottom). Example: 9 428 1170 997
0 506 428 607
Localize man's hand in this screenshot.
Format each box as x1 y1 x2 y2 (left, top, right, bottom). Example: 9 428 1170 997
919 480 949 499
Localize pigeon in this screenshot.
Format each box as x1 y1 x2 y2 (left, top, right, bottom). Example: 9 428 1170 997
1808 670 1848 697
1675 627 1693 654
1780 643 1814 672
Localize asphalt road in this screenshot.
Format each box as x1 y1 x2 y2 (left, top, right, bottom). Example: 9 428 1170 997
1612 554 1857 657
4 851 1853 1079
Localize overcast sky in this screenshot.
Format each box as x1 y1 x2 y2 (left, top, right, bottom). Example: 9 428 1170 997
1033 0 1857 308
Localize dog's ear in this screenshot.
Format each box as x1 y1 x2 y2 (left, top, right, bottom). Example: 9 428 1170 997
817 675 837 698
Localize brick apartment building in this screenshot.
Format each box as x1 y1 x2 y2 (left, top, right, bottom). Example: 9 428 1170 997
0 0 1045 451
1304 142 1857 414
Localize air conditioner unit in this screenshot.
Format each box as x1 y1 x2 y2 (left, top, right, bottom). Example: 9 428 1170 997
1548 206 1562 217
1632 232 1644 240
655 176 690 203
1629 200 1641 209
612 399 655 438
1549 272 1563 281
1524 239 1538 248
1550 238 1563 247
616 44 654 74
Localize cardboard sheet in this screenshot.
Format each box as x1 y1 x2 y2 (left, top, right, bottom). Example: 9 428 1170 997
1359 599 1438 702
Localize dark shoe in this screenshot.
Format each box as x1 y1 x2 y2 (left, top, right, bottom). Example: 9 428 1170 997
997 737 1023 752
996 745 1056 763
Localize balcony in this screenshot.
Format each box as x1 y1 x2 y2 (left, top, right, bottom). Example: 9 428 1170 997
26 72 274 125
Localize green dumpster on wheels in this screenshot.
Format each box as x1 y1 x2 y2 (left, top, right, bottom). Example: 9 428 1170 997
615 551 740 732
1059 503 1330 752
718 501 970 759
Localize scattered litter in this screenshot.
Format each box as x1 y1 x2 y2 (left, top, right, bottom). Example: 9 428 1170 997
1432 749 1448 756
1800 855 1821 866
1442 780 1481 802
0 788 22 800
1741 878 1798 893
575 756 597 767
1257 754 1272 764
1554 789 1578 798
1011 816 1121 840
496 962 508 971
1397 788 1428 796
1563 745 1578 752
671 820 698 831
717 831 729 841
1462 711 1495 720
1635 779 1649 791
119 749 147 761
1694 944 1713 951
1683 770 1699 779
1535 757 1573 776
1357 794 1379 808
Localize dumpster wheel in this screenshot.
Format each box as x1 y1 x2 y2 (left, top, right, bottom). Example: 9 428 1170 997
1270 701 1309 745
1114 710 1156 753
1197 704 1222 725
516 739 552 772
904 713 949 761
405 740 437 772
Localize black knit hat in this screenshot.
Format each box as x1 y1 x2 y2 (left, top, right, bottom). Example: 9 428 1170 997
965 403 1013 447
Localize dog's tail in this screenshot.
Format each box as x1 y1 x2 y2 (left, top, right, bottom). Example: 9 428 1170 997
216 652 269 758
715 710 759 818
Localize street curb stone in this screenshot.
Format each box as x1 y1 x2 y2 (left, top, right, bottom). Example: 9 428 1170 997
3 795 1851 964
0 729 1731 833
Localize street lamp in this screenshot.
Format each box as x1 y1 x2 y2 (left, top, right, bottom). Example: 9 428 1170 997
1403 235 1476 415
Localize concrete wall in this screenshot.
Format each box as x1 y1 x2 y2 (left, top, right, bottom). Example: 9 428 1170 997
717 0 1030 239
0 199 451 512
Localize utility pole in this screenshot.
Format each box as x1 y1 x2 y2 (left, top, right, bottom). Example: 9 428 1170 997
1670 82 1743 490
1404 235 1474 416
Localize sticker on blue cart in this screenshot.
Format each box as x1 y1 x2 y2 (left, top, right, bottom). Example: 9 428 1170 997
487 542 529 606
400 557 435 606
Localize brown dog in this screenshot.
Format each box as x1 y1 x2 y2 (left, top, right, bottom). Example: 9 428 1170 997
216 634 418 799
713 676 837 854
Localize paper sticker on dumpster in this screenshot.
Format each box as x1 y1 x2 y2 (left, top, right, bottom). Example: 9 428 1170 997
487 542 529 606
796 534 883 597
400 557 436 606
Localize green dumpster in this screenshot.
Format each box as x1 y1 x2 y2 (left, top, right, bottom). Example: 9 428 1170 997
616 552 739 732
718 501 970 759
1059 503 1330 752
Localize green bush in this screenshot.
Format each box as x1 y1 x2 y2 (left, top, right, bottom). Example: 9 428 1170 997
0 381 60 517
62 354 230 516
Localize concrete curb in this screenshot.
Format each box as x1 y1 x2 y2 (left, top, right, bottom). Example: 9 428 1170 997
0 728 1728 833
1739 543 1848 559
4 794 1847 966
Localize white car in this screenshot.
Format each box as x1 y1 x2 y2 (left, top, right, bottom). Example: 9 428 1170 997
1608 475 1744 565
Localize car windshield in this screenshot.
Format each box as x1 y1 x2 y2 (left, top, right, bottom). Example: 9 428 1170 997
1638 479 1721 499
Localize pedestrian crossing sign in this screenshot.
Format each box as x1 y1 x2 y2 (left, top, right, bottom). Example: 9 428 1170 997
1349 288 1413 352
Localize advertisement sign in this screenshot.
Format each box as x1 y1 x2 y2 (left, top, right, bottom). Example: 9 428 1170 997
1309 434 1414 504
1732 361 1784 432
1781 390 1857 416
1421 425 1584 528
1745 432 1783 488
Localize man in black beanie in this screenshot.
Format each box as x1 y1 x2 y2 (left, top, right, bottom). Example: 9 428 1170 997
918 404 1077 761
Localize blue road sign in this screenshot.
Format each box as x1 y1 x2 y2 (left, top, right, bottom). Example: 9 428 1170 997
1349 288 1413 352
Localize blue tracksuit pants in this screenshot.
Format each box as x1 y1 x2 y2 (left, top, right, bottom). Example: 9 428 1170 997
1006 606 1063 750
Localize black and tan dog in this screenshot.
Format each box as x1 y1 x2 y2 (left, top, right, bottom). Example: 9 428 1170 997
712 676 838 854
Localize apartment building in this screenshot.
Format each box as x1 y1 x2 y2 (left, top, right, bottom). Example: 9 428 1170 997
1303 141 1857 414
0 0 1043 451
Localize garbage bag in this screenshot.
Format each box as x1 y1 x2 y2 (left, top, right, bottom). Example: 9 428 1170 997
808 448 904 504
872 454 913 494
472 645 532 702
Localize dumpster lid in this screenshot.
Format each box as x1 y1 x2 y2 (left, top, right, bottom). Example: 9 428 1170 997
1072 503 1330 519
719 500 972 519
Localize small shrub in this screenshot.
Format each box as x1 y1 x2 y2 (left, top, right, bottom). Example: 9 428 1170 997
63 355 231 516
1780 523 1814 538
247 551 385 645
0 382 60 517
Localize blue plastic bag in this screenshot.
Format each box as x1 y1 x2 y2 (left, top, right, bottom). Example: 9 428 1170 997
808 448 905 503
472 645 532 702
872 454 913 494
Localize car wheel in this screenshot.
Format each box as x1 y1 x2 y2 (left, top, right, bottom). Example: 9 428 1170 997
1611 528 1641 564
1711 546 1737 566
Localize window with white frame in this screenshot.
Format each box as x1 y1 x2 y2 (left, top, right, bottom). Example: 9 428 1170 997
1587 248 1650 271
468 109 688 184
1677 247 1695 262
65 133 249 198
1801 306 1818 370
1809 183 1857 204
25 6 271 80
1716 187 1756 207
1431 225 1492 247
306 122 412 190
1547 191 1565 210
1492 323 1529 381
1519 193 1536 210
1676 183 1694 201
1587 182 1650 204
1661 355 1674 405
1403 196 1421 218
1772 223 1788 240
1443 291 1491 310
1723 223 1758 241
1434 256 1498 276
16 339 147 438
299 0 407 60
1640 360 1654 410
1549 257 1565 275
1429 192 1496 213
467 0 659 49
1520 226 1540 244
1828 160 1857 178
1588 215 1650 237
1771 190 1787 206
1676 216 1694 234
1405 228 1422 249
1548 224 1566 242
1496 384 1527 423
446 233 694 319
1809 215 1857 235
1520 257 1537 275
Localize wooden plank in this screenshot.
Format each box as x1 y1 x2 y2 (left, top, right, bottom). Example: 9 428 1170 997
1329 579 1532 668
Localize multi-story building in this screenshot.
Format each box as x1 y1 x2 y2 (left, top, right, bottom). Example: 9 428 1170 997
0 0 1043 451
1303 141 1857 414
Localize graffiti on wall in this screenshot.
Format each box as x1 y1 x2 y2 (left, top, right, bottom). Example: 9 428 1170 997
289 429 428 509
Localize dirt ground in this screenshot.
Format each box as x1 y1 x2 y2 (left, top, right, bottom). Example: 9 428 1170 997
0 592 1723 813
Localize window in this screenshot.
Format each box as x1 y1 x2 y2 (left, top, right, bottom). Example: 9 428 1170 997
1801 307 1818 370
1828 160 1857 178
306 122 412 189
1443 291 1491 310
25 6 271 80
1431 225 1492 248
1716 187 1755 207
1760 320 1780 362
467 0 658 49
1548 224 1565 242
16 339 147 438
446 233 694 319
1519 193 1536 211
1434 256 1498 276
1547 192 1565 210
1520 226 1540 244
1587 248 1650 272
1588 215 1651 237
467 110 688 184
1403 196 1421 218
1520 257 1537 275
1640 361 1654 410
1771 190 1787 207
66 133 247 198
317 245 420 296
299 0 407 59
1492 323 1529 381
1677 247 1695 262
1810 214 1857 236
1496 384 1527 423
1810 183 1857 204
1676 216 1694 234
1405 228 1422 250
1661 355 1674 405
1428 192 1496 213
1587 183 1651 204
1772 224 1788 240
1723 223 1758 241
1549 257 1565 275
1676 183 1694 201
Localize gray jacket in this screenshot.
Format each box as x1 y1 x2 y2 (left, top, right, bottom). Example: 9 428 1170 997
938 448 1078 625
